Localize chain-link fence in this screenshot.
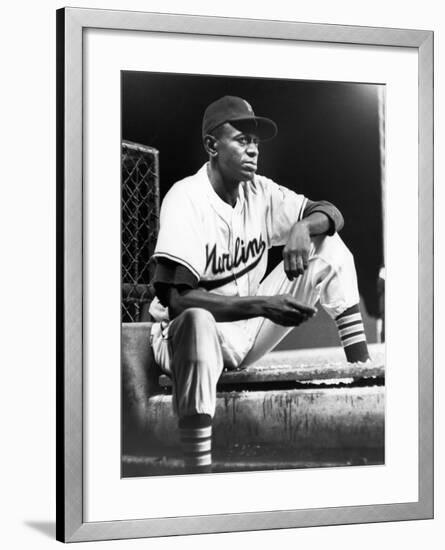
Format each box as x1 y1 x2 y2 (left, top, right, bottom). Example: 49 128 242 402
122 140 160 322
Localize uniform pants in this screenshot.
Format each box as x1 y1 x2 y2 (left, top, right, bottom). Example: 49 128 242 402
150 233 360 418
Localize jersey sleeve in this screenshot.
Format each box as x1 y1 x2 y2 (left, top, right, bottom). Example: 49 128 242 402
264 178 308 246
152 184 206 282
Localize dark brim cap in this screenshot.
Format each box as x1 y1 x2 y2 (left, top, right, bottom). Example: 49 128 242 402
202 96 278 141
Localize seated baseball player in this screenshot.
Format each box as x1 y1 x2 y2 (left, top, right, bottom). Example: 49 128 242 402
148 96 371 474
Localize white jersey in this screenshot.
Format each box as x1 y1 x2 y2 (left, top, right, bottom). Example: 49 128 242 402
149 163 307 320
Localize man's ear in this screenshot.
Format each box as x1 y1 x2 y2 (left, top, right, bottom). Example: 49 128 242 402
203 134 218 157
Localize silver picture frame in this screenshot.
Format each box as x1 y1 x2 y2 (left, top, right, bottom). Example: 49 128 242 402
56 7 434 542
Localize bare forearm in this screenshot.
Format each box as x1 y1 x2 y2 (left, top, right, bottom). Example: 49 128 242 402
168 288 317 326
168 288 267 322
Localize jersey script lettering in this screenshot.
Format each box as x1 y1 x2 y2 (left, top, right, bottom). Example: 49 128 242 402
205 235 266 275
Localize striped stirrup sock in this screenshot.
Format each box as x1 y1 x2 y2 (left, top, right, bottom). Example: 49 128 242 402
178 414 212 473
335 305 370 363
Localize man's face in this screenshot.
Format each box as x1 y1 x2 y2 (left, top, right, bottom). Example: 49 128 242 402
213 121 260 182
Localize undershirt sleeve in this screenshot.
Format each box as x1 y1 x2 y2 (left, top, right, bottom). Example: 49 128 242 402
151 257 198 307
302 200 344 235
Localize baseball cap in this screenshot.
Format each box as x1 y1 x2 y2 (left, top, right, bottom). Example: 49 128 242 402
202 96 278 141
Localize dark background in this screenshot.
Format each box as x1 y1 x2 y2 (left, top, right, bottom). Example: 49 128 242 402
122 71 384 342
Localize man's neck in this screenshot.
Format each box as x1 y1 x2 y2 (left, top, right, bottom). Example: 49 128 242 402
206 162 240 207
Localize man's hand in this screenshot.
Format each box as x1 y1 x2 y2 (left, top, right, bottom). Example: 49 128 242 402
263 294 317 326
283 221 312 280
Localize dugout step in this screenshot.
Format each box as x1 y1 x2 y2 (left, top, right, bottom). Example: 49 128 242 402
122 323 385 470
158 343 384 390
122 384 384 476
139 385 384 449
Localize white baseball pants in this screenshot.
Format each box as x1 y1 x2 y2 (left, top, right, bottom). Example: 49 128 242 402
150 233 360 418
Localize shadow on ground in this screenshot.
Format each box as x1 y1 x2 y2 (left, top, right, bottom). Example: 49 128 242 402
24 521 55 539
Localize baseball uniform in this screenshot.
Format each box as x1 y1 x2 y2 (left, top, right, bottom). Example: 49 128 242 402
149 163 360 418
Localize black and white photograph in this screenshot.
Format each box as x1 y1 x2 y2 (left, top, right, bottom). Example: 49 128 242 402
121 71 386 477
1 0 440 546
46 3 434 545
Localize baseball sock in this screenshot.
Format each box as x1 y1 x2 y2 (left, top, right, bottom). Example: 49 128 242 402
178 414 212 474
335 304 370 363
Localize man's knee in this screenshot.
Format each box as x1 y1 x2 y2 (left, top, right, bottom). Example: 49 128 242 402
312 233 355 271
179 307 217 331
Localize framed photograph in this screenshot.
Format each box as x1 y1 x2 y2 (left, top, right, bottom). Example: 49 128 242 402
56 7 433 543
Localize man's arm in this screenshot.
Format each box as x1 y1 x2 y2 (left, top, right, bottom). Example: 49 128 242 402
302 199 344 234
283 199 343 280
167 287 316 326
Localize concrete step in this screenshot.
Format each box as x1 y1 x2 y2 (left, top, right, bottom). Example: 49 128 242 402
130 385 384 450
158 344 385 389
122 323 385 471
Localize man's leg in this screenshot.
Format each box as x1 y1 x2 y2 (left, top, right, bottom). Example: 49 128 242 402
166 308 224 473
240 233 370 366
314 235 370 363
